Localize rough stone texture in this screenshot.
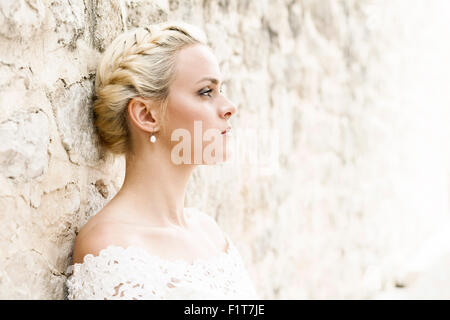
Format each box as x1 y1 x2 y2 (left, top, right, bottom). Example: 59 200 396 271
0 0 449 299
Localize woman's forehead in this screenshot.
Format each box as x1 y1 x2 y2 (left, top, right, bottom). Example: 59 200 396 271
173 45 222 85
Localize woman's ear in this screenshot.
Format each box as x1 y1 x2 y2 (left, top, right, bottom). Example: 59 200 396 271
127 97 161 133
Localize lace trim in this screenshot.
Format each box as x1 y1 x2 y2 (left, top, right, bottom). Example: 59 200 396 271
65 207 259 300
66 231 234 275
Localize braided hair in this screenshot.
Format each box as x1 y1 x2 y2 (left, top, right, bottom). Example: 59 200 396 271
92 21 207 157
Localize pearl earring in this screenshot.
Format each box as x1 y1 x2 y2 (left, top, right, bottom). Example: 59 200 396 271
149 130 156 143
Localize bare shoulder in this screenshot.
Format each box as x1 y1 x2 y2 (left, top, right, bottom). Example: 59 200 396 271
193 209 228 248
71 207 228 265
71 218 124 265
194 209 218 229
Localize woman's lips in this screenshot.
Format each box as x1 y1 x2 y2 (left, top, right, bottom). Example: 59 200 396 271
221 126 231 135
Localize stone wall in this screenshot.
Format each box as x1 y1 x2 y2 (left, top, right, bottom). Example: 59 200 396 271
0 0 449 299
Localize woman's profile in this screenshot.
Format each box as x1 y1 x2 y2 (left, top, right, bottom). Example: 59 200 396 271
64 21 259 300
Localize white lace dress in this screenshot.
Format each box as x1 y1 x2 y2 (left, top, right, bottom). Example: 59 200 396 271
65 209 259 300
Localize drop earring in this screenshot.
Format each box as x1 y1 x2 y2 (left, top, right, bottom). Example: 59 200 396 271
149 130 156 143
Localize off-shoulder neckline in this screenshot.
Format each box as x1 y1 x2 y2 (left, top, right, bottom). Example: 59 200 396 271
67 208 234 272
68 232 233 272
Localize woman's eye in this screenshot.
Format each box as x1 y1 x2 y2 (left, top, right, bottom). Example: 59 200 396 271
199 86 225 98
200 89 213 97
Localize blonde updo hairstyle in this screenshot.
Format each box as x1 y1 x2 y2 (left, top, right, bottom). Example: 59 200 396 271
93 21 208 159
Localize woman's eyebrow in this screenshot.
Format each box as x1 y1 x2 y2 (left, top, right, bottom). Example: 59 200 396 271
196 77 222 85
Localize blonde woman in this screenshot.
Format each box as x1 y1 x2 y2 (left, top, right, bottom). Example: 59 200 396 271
65 21 259 300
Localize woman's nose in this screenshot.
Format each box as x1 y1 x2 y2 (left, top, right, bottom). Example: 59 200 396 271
220 99 237 119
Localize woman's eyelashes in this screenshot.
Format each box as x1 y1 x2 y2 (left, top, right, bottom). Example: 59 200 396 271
199 86 224 98
199 88 213 97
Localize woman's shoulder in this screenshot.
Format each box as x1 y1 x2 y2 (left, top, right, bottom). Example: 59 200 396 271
190 207 228 246
71 216 125 265
72 198 147 264
71 205 227 266
71 206 190 265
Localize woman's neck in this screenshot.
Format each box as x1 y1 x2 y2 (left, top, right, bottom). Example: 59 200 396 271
113 146 196 229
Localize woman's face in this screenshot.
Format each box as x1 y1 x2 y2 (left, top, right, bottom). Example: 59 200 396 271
164 44 237 165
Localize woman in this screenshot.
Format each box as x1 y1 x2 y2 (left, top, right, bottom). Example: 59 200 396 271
65 21 259 300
